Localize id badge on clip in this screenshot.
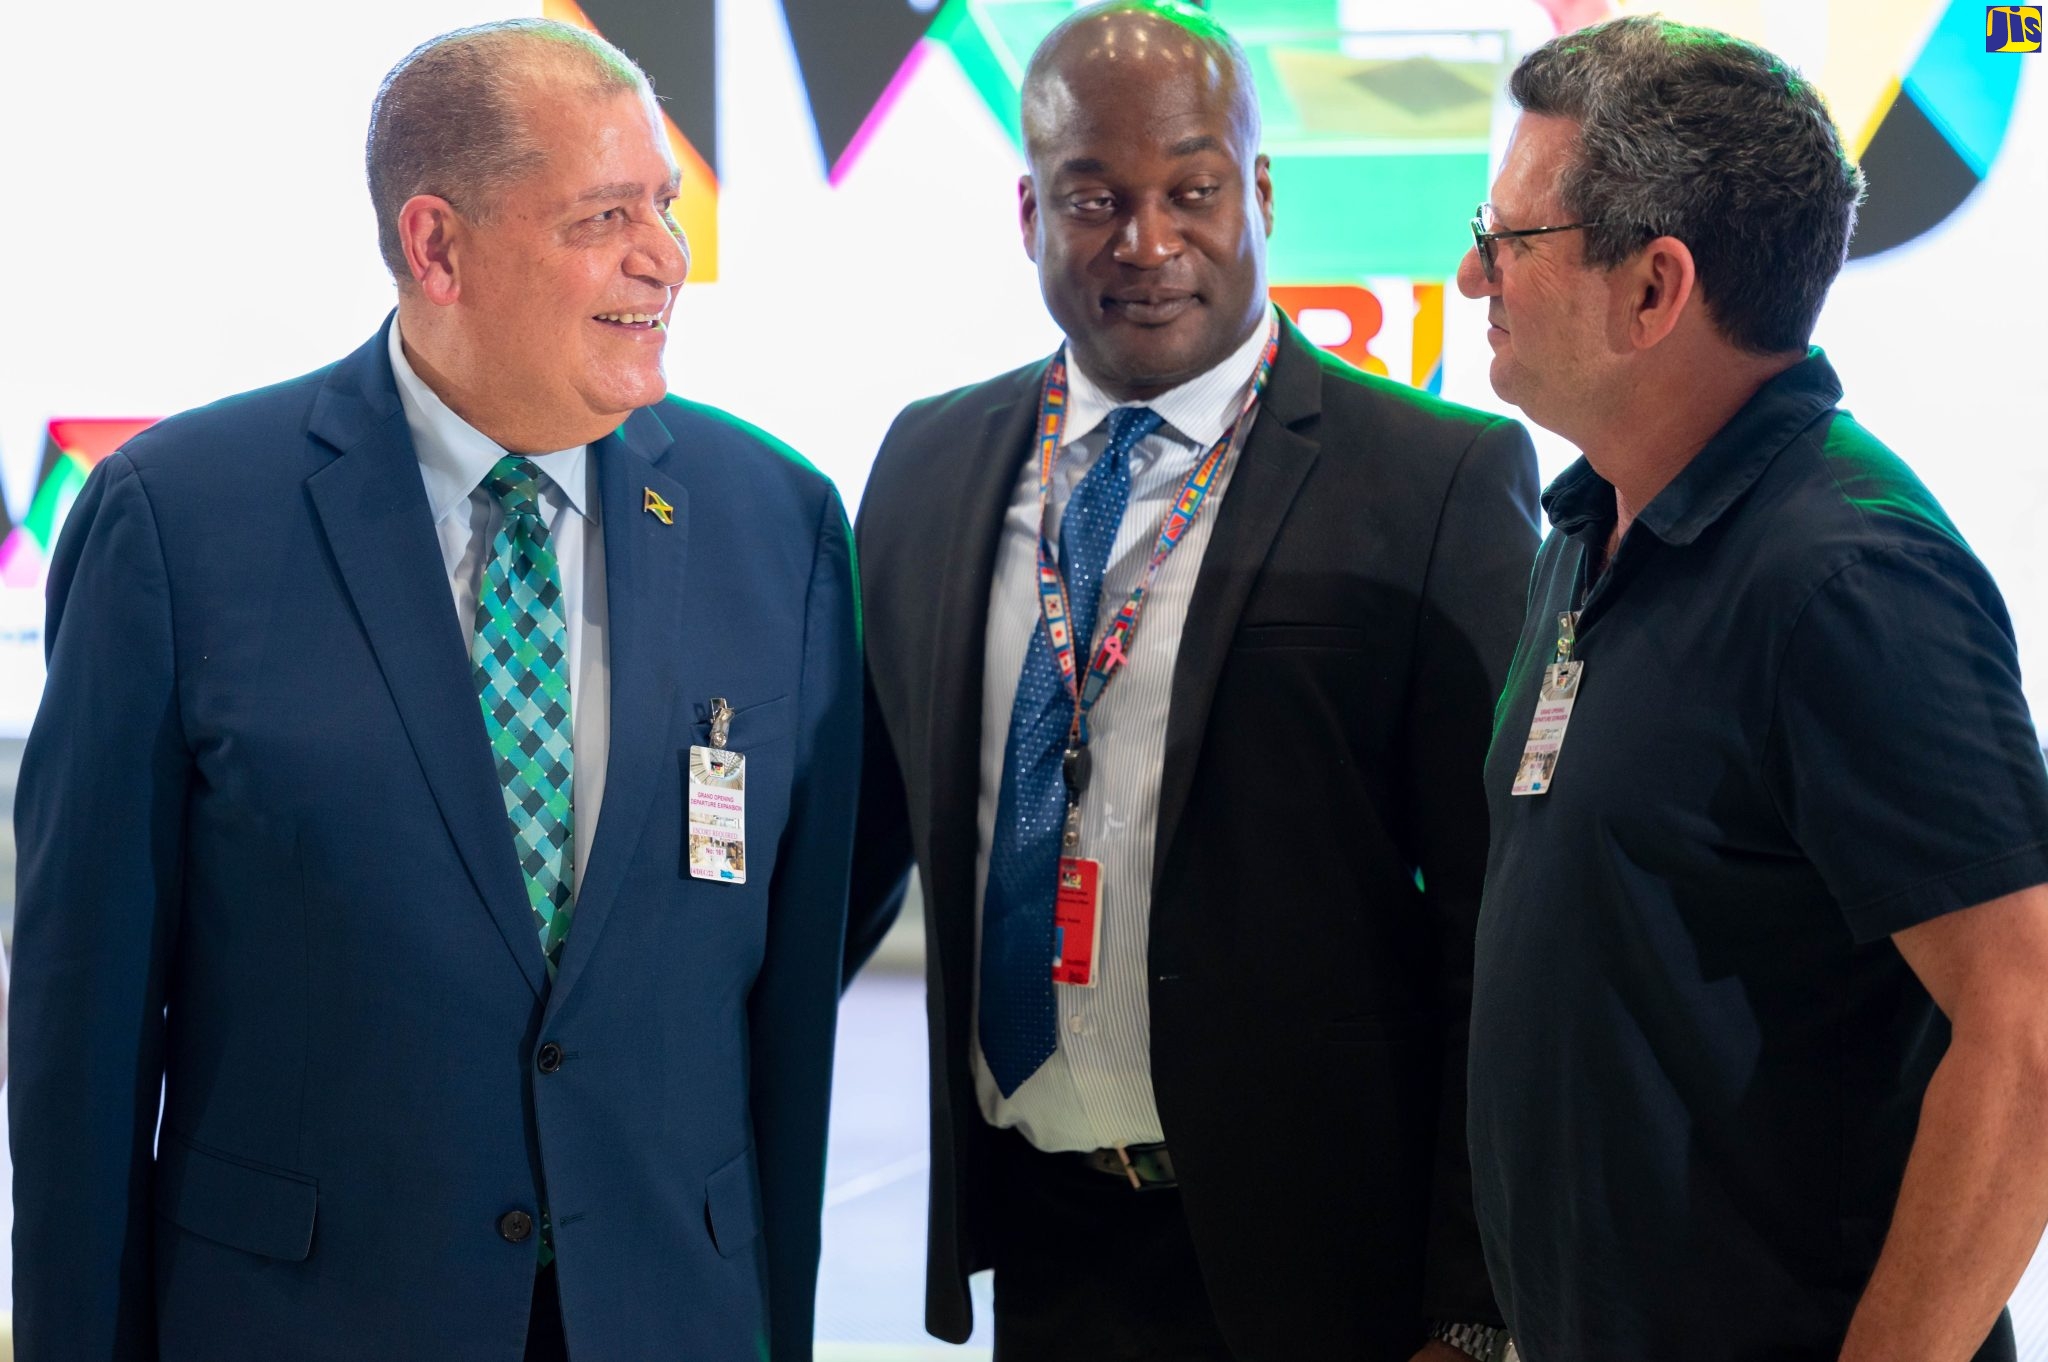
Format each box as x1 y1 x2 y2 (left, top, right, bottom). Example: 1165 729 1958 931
1510 660 1583 797
1051 856 1103 987
688 699 747 882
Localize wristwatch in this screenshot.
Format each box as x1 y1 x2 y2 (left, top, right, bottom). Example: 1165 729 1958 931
1429 1320 1516 1362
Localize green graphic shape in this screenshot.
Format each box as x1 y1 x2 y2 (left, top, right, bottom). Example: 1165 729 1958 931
925 0 1503 277
23 452 89 553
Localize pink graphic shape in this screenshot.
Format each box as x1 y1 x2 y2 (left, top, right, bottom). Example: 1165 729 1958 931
828 38 932 187
0 530 45 589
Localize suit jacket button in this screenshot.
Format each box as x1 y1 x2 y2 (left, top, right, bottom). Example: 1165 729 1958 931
537 1042 564 1074
499 1210 534 1244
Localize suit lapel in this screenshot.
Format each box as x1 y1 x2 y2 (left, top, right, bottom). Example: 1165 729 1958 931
1153 318 1324 884
544 405 689 1018
927 369 1045 1019
305 321 547 997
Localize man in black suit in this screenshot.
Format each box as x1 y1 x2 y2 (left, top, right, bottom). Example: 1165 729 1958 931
847 3 1539 1359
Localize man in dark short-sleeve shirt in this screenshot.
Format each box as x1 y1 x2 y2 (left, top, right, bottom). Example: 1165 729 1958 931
1458 17 2048 1362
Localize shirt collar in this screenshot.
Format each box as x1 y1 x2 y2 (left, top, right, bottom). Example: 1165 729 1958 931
1539 348 1844 545
1060 304 1274 453
387 319 593 525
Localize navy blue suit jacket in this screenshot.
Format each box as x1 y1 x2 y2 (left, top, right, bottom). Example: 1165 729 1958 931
9 321 860 1361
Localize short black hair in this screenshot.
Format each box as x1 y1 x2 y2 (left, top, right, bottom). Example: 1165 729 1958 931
1509 15 1864 355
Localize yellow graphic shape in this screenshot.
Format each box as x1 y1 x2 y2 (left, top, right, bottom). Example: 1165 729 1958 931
1411 283 1445 390
545 0 720 281
644 487 675 524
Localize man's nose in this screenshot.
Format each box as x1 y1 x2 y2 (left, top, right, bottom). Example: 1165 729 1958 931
1113 198 1184 268
634 218 690 292
1455 243 1493 300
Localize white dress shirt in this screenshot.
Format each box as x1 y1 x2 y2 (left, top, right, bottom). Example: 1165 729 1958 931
972 315 1271 1153
387 321 610 893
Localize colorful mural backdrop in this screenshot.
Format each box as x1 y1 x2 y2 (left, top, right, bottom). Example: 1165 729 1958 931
0 0 2038 736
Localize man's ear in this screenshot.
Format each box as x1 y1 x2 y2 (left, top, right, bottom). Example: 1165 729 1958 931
398 194 464 306
1253 152 1274 238
1018 174 1041 265
1620 235 1697 352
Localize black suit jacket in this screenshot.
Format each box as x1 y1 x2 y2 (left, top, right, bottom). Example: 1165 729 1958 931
848 315 1540 1360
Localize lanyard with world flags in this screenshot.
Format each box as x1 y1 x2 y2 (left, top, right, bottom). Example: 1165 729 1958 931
1031 311 1280 753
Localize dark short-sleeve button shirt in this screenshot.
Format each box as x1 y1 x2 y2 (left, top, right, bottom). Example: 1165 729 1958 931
1469 351 2048 1361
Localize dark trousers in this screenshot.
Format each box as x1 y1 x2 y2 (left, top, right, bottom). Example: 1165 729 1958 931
525 1265 568 1362
1974 1311 2017 1362
988 1127 1236 1362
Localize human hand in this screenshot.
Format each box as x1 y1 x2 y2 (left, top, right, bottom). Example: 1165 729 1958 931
1409 1342 1480 1362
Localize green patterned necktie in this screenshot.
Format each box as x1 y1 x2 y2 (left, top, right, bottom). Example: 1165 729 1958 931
471 455 576 978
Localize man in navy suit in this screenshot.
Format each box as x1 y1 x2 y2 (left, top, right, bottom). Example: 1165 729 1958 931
9 19 859 1361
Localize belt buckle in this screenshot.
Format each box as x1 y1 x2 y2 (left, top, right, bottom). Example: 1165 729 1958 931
1110 1142 1175 1191
1112 1144 1144 1191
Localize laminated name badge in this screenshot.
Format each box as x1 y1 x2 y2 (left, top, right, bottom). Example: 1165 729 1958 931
687 745 747 883
1050 856 1102 987
1511 661 1583 797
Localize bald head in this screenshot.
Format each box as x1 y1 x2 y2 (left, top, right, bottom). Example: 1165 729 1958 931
1014 0 1273 401
1020 1 1260 170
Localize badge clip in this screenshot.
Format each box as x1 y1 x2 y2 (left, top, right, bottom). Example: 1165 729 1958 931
708 696 733 750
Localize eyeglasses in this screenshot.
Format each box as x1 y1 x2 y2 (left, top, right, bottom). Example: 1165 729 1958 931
1468 202 1604 282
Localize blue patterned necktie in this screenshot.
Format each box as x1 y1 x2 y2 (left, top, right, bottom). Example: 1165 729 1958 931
981 404 1163 1097
472 455 576 979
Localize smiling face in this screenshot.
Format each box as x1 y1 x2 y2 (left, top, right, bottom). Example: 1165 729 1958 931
436 82 688 450
1455 113 1626 441
1019 14 1273 400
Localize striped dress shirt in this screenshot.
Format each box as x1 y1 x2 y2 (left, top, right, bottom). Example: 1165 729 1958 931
972 316 1270 1153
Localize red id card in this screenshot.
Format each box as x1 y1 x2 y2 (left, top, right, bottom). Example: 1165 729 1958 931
1051 856 1102 987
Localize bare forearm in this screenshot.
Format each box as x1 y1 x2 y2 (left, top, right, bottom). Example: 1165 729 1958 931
1840 1034 2048 1362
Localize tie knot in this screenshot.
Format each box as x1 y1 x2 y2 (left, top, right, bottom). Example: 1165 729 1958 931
1103 405 1164 457
483 455 544 520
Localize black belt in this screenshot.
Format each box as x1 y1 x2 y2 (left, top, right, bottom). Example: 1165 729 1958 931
1076 1141 1177 1189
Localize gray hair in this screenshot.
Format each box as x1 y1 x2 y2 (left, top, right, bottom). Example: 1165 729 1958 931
367 18 650 283
1509 15 1864 355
